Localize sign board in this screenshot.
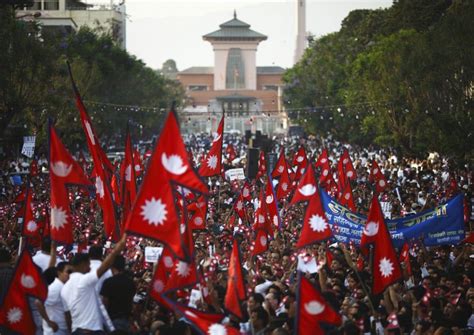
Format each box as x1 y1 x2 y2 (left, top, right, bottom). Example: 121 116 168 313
21 136 36 158
144 246 163 263
225 168 246 181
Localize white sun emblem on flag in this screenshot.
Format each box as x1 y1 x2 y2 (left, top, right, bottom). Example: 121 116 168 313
153 279 164 293
51 206 68 230
208 323 227 335
141 197 168 226
193 216 203 226
20 274 36 289
379 257 394 277
7 307 22 324
309 215 328 232
95 176 105 198
26 220 37 232
163 256 174 268
277 165 284 173
207 155 218 170
176 261 191 277
236 201 243 211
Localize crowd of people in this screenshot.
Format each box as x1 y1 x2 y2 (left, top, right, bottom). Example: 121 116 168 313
0 131 473 335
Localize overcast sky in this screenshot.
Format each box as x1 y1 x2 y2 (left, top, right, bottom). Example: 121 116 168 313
123 0 392 70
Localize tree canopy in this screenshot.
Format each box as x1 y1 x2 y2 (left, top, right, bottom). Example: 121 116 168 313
284 0 474 163
0 5 184 154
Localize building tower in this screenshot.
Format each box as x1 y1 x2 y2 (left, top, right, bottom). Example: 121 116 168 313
294 0 306 64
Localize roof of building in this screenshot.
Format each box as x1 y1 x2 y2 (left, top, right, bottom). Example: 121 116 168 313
203 11 267 41
178 67 214 75
178 66 286 75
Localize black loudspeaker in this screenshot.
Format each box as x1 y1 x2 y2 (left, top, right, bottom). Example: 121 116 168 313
267 153 278 174
247 148 259 180
245 130 252 144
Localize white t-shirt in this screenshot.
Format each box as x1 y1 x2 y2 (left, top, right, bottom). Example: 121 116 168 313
61 272 102 332
89 260 112 292
32 251 53 272
43 278 68 335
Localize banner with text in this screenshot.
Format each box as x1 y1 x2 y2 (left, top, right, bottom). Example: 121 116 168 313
320 191 465 248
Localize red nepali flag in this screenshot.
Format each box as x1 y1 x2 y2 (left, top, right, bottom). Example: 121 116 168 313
199 116 224 177
295 273 342 335
256 151 267 179
110 173 121 204
149 247 175 301
369 160 388 193
399 243 412 276
265 176 280 229
337 149 356 190
361 196 402 295
49 124 92 245
68 64 118 241
315 149 331 185
296 190 333 249
125 111 208 260
233 192 247 222
241 180 252 202
133 148 144 176
272 148 287 178
224 239 247 319
292 146 309 182
226 143 237 162
188 197 208 230
338 181 356 212
0 250 48 335
276 159 292 200
29 159 38 177
21 187 40 238
166 300 239 335
252 228 269 256
120 127 137 229
290 165 318 205
253 189 273 236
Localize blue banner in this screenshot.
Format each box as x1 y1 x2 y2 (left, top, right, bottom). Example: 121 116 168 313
320 191 465 248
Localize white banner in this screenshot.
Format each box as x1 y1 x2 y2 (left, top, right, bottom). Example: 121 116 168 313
144 246 163 263
224 168 246 181
21 136 36 158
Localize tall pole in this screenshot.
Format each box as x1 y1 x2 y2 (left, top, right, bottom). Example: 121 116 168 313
294 0 306 64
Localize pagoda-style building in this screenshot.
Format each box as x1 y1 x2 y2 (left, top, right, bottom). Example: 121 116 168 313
177 11 287 135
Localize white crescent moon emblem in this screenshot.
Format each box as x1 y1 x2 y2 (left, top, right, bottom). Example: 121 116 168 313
363 221 379 236
298 184 316 196
161 153 187 175
304 300 325 315
51 161 73 177
20 274 36 289
212 133 221 143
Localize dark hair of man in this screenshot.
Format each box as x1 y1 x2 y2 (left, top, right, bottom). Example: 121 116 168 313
0 248 11 263
88 245 103 260
41 237 52 253
112 255 125 272
56 261 69 273
251 306 269 326
250 292 265 305
71 253 90 267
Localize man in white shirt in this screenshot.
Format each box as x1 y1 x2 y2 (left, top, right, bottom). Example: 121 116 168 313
36 261 72 335
88 245 112 292
61 234 127 334
32 238 56 272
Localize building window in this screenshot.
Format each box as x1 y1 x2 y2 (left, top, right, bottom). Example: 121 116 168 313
44 0 59 10
188 85 208 92
263 85 278 91
226 48 245 89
